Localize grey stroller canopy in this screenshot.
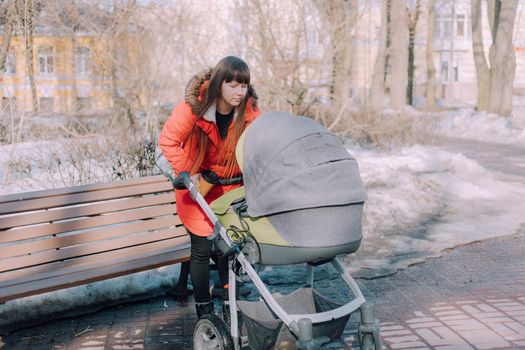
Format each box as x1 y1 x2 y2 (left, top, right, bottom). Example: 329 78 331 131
238 111 367 217
233 111 367 251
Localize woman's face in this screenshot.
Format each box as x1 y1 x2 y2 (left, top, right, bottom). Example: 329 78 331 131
220 80 248 108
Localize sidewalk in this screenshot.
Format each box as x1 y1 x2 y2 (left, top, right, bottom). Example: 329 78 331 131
1 229 525 349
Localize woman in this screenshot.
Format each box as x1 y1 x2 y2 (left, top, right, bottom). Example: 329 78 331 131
159 56 260 318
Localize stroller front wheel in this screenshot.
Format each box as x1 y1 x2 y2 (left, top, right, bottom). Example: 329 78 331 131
193 314 234 350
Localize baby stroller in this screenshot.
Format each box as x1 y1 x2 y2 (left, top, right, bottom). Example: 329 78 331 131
173 111 381 350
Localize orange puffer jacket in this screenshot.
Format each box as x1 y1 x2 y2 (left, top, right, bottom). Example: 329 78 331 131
159 68 260 236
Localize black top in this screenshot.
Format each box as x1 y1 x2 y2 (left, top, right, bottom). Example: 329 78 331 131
216 109 234 140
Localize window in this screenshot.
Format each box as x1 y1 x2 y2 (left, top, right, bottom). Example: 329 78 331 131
434 14 452 38
453 64 459 82
75 47 91 75
440 58 460 83
442 16 452 37
435 12 468 38
2 97 16 112
456 14 465 37
434 16 441 37
440 60 449 83
39 97 54 113
76 97 91 111
4 50 16 74
38 46 54 74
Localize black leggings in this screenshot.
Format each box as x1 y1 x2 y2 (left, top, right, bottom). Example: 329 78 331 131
189 231 229 303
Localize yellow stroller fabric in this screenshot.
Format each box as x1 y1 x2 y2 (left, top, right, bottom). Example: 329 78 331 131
210 186 363 265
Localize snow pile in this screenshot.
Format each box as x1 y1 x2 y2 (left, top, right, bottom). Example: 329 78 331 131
437 109 525 145
344 144 525 278
0 265 181 330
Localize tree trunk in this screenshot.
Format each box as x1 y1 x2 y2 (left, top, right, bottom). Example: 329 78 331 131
425 0 436 110
487 0 499 43
0 25 13 75
406 0 421 106
487 0 519 117
327 0 356 111
0 1 15 74
70 34 78 112
487 0 501 80
23 0 38 112
369 0 389 111
389 2 409 109
471 0 490 111
67 2 80 113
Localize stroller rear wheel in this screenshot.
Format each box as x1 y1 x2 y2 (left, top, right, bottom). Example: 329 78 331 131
193 314 234 350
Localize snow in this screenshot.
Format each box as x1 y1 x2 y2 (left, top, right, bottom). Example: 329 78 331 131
344 143 525 278
436 108 525 146
1 107 524 327
0 265 182 328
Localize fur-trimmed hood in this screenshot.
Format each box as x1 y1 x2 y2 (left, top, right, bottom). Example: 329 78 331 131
184 68 258 116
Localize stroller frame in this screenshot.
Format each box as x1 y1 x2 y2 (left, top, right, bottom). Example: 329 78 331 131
175 173 381 349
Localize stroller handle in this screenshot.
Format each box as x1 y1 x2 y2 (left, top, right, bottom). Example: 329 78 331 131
202 170 243 186
172 171 242 189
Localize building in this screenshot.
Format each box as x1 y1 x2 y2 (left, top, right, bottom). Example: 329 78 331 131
351 0 525 107
0 5 140 116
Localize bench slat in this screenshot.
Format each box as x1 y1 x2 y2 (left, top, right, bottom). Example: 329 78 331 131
1 225 184 273
0 175 169 204
0 207 181 245
2 215 182 259
0 230 189 285
0 240 190 302
0 193 177 236
0 181 174 215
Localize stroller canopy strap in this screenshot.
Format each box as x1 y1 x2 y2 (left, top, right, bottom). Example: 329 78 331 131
238 111 367 217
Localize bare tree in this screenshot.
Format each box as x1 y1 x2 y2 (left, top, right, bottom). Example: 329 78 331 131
0 0 16 74
317 0 358 111
472 0 519 116
369 0 390 111
406 0 421 106
425 0 436 109
471 0 490 111
233 0 329 117
487 0 519 117
46 0 81 112
389 2 409 109
22 0 38 112
1 0 39 113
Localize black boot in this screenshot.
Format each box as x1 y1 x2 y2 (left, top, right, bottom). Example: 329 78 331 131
195 301 214 318
167 285 193 300
222 301 242 330
222 302 230 326
168 261 192 300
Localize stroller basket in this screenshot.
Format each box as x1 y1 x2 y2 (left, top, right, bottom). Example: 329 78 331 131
237 288 350 350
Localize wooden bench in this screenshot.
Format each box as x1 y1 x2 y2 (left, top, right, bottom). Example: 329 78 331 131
0 175 190 304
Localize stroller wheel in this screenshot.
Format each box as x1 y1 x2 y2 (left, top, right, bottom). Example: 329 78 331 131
193 314 234 350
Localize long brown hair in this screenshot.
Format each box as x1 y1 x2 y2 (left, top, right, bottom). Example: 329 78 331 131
190 56 251 178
